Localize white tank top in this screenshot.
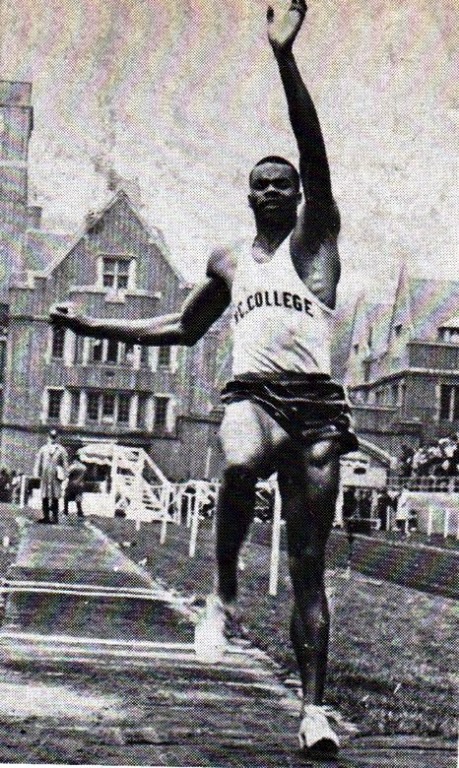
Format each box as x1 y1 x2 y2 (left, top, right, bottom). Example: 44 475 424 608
231 237 333 376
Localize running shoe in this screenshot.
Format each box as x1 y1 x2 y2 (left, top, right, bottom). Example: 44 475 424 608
194 594 227 663
298 704 340 756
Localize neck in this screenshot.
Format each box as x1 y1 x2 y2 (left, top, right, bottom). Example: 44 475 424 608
253 218 295 254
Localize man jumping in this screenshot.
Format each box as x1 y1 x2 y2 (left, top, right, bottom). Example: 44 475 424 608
51 0 357 756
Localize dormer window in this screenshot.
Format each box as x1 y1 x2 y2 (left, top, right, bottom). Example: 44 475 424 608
394 324 402 337
102 257 130 290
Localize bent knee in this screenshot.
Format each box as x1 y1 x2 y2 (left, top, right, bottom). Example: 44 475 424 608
307 438 340 469
222 461 258 486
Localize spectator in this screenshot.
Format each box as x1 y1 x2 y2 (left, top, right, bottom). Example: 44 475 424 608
0 467 11 502
63 448 87 518
342 487 357 521
376 489 391 531
34 429 68 524
399 444 414 478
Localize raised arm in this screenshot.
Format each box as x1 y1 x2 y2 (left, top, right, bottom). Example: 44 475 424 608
50 272 230 347
268 1 339 243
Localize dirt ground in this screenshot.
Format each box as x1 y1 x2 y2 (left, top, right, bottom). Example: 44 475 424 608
0 505 455 767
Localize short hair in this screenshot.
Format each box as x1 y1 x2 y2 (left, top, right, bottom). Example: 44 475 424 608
249 155 300 189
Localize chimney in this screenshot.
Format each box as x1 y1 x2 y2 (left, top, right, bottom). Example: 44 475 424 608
0 81 33 300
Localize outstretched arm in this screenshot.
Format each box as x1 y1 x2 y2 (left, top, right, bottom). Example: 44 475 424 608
50 274 231 347
268 1 339 244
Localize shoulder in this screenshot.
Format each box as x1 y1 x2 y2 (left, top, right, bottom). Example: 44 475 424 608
206 239 247 288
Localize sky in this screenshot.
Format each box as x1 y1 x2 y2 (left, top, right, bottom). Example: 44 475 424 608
0 0 457 300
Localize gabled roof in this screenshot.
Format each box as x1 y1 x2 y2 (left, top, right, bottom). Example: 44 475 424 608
407 278 459 340
347 295 393 360
41 189 185 283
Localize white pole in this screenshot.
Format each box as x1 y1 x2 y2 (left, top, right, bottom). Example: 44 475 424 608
135 454 143 532
212 482 219 535
186 487 195 528
160 483 170 544
19 475 27 510
189 482 201 557
110 445 119 518
269 483 282 597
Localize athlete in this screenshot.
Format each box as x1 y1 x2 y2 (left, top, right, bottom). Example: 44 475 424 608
51 0 357 756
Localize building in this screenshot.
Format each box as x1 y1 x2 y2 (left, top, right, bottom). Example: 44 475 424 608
0 80 225 481
345 264 459 463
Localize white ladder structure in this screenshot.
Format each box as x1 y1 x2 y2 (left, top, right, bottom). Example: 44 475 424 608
79 443 176 527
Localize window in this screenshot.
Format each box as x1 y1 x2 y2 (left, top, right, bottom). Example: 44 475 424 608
118 394 130 423
102 257 130 291
353 343 359 355
87 393 99 421
102 394 115 421
154 396 169 433
51 326 65 358
90 339 122 365
85 392 132 426
48 390 63 419
106 339 119 364
158 347 171 368
140 345 150 366
91 339 103 363
438 385 459 422
394 324 402 337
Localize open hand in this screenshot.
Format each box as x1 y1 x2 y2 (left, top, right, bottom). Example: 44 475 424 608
267 0 307 53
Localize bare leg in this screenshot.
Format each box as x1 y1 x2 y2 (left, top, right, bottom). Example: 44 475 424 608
215 464 256 604
215 400 282 607
278 438 340 705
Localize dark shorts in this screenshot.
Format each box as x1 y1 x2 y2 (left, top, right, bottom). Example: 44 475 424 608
221 373 359 455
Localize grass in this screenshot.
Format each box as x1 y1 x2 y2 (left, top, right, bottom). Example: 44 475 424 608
92 515 457 741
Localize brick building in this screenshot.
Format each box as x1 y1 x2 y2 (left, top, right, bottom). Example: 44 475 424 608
0 80 225 480
345 263 459 464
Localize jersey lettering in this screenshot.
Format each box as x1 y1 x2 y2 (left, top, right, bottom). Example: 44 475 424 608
234 288 315 325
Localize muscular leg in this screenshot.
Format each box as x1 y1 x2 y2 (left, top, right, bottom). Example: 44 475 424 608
278 438 340 705
216 400 285 606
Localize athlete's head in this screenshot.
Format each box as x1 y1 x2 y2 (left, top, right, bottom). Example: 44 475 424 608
248 156 301 222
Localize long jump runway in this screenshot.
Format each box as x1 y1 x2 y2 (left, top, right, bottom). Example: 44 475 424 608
0 516 454 767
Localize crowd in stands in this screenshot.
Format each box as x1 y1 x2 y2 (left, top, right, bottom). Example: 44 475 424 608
399 435 459 479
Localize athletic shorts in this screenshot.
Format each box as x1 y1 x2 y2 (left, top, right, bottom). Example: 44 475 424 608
221 373 359 454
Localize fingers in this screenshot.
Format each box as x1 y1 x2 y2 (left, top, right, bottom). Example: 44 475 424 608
49 302 74 325
50 302 72 316
291 0 307 16
266 0 307 23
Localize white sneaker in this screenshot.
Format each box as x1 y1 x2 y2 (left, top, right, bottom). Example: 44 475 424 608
194 595 227 664
298 704 340 755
